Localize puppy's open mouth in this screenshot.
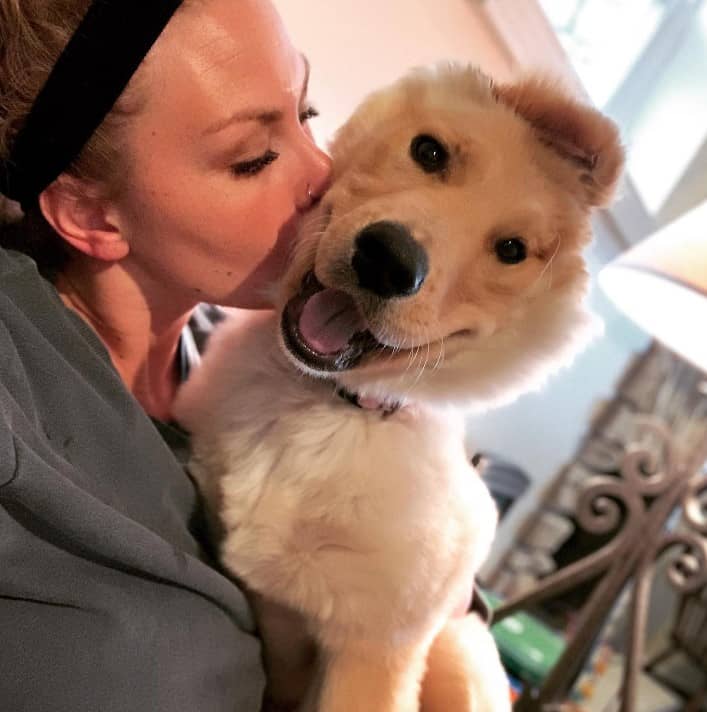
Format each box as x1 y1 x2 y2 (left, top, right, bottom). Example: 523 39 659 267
281 272 382 372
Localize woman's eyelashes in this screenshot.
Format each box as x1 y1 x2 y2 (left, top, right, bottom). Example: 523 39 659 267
232 149 280 176
299 105 319 123
231 105 319 178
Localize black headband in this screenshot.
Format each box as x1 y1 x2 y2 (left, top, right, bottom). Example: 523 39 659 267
0 0 183 208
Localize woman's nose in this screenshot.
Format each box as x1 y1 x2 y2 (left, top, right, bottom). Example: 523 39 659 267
298 141 332 210
311 145 332 197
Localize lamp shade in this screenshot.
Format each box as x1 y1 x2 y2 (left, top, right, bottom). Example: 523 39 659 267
598 201 707 373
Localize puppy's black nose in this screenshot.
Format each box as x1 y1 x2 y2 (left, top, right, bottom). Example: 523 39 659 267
352 221 429 298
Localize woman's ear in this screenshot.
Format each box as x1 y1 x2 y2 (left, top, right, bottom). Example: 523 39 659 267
493 76 625 207
39 175 130 261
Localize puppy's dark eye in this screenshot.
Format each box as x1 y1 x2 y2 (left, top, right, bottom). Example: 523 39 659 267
495 238 527 264
410 134 449 173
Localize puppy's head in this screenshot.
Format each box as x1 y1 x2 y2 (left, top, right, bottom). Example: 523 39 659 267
279 65 624 409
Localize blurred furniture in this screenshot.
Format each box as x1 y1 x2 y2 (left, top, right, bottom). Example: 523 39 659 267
486 204 707 711
473 452 530 521
644 585 707 709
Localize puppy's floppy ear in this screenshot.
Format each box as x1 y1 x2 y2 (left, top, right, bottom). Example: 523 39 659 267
493 76 624 207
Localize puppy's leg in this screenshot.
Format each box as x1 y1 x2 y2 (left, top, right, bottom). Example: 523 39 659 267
421 616 511 712
311 638 433 712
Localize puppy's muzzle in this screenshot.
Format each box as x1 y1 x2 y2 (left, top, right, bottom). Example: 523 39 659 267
352 221 429 298
280 221 429 373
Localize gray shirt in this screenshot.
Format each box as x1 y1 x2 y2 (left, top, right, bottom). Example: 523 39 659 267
0 248 265 711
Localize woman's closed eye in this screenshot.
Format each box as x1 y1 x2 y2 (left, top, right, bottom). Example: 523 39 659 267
232 149 280 176
231 106 319 177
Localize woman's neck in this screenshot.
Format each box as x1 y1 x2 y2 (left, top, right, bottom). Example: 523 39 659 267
55 256 193 421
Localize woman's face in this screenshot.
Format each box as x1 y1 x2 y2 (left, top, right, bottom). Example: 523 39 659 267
115 0 331 309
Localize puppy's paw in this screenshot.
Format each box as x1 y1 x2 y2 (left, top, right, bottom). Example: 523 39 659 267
421 615 511 712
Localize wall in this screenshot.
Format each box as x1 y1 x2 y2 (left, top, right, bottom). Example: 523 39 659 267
273 0 514 145
272 0 650 565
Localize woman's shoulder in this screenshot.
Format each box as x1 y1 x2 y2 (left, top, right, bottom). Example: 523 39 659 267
0 246 136 456
0 243 40 281
0 246 110 367
0 245 63 317
0 246 67 360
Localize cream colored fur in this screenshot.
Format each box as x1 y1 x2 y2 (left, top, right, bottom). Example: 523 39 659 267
174 64 623 712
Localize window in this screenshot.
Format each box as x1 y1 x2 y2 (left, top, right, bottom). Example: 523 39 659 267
540 0 707 224
482 0 707 243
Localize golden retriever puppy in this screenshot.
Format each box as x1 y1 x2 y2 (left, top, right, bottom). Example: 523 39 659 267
174 64 623 712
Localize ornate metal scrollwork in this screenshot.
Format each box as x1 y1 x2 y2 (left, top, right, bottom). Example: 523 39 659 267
503 415 707 712
575 419 681 538
683 474 707 536
658 532 707 594
575 474 640 536
652 472 707 595
620 419 681 497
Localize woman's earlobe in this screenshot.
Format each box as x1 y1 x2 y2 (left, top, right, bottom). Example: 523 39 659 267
39 177 130 262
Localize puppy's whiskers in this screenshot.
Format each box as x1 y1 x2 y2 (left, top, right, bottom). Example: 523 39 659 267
393 326 431 401
414 337 432 387
527 234 561 295
432 336 446 371
402 342 417 377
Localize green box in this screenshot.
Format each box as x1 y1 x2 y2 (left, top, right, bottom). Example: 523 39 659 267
485 591 566 687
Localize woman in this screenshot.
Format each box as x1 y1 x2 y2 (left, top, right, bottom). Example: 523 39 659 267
1 0 329 709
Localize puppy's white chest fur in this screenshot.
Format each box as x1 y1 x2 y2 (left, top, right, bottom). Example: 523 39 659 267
175 311 497 647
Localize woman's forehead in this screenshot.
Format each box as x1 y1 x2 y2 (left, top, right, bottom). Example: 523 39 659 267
140 0 305 133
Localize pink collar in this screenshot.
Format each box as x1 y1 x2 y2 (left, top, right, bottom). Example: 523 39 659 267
336 387 401 416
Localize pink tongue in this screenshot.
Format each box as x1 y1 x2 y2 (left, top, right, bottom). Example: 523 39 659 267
299 289 367 355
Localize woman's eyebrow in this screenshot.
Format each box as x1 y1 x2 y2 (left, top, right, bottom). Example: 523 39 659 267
203 54 311 137
204 108 283 135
